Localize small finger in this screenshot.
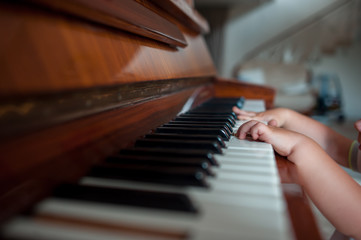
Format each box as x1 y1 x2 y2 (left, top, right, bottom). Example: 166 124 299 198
268 119 278 127
237 115 252 121
248 122 260 140
236 120 259 139
249 122 267 141
232 107 256 117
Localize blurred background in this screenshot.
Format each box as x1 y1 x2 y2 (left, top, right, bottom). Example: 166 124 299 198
194 2 361 237
195 0 361 140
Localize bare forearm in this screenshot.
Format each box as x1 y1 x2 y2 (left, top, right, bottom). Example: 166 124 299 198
290 140 361 239
281 109 352 167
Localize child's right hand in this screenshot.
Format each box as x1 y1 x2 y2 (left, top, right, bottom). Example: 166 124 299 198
235 120 306 161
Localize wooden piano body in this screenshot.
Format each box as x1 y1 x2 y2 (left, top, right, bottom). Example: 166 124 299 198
0 1 322 239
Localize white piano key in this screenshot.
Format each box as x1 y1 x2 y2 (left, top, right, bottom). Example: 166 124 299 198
213 169 279 184
192 227 291 240
30 198 292 240
3 216 279 240
218 164 276 175
223 148 274 158
209 180 282 197
2 216 291 240
218 158 274 167
242 99 266 112
2 217 174 240
217 163 279 175
80 177 286 211
226 137 273 150
216 155 276 167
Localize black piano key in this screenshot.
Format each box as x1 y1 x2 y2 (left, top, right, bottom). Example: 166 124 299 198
179 114 236 122
134 139 223 154
201 97 243 105
236 97 245 108
183 113 236 121
106 155 214 176
144 133 226 148
52 184 198 213
202 97 244 109
156 127 230 141
204 97 241 102
119 148 219 166
190 104 233 109
162 124 232 136
178 114 236 125
190 105 237 112
174 117 235 127
191 106 232 110
87 164 209 188
187 111 237 119
167 121 233 134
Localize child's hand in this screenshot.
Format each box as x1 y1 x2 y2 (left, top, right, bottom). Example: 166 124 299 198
232 107 288 127
235 120 305 160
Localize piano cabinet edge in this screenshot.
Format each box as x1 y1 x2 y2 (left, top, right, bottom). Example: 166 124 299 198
0 85 208 225
213 77 275 110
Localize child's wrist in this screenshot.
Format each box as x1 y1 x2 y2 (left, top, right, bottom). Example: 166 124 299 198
280 108 293 128
288 135 317 165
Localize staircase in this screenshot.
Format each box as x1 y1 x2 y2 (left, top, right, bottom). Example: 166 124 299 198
240 0 361 67
197 0 361 114
196 0 361 77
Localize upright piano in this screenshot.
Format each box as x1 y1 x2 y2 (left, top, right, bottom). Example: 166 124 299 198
0 1 322 239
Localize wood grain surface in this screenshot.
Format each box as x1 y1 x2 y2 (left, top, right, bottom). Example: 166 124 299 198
0 2 216 97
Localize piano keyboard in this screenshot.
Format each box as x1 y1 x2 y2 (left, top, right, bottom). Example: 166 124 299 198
1 99 294 240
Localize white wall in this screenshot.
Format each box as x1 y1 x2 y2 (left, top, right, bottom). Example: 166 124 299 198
310 40 361 119
220 0 340 77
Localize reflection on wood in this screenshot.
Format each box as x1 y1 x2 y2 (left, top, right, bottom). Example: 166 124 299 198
26 0 187 47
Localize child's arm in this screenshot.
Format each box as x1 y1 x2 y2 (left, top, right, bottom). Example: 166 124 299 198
233 107 352 168
236 120 361 239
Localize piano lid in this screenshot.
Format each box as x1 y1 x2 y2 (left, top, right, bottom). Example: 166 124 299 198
23 0 188 47
0 0 216 97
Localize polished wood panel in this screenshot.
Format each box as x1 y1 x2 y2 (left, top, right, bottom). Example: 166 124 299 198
27 0 187 47
0 77 211 138
213 78 275 109
151 0 210 33
0 2 216 97
0 85 212 223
